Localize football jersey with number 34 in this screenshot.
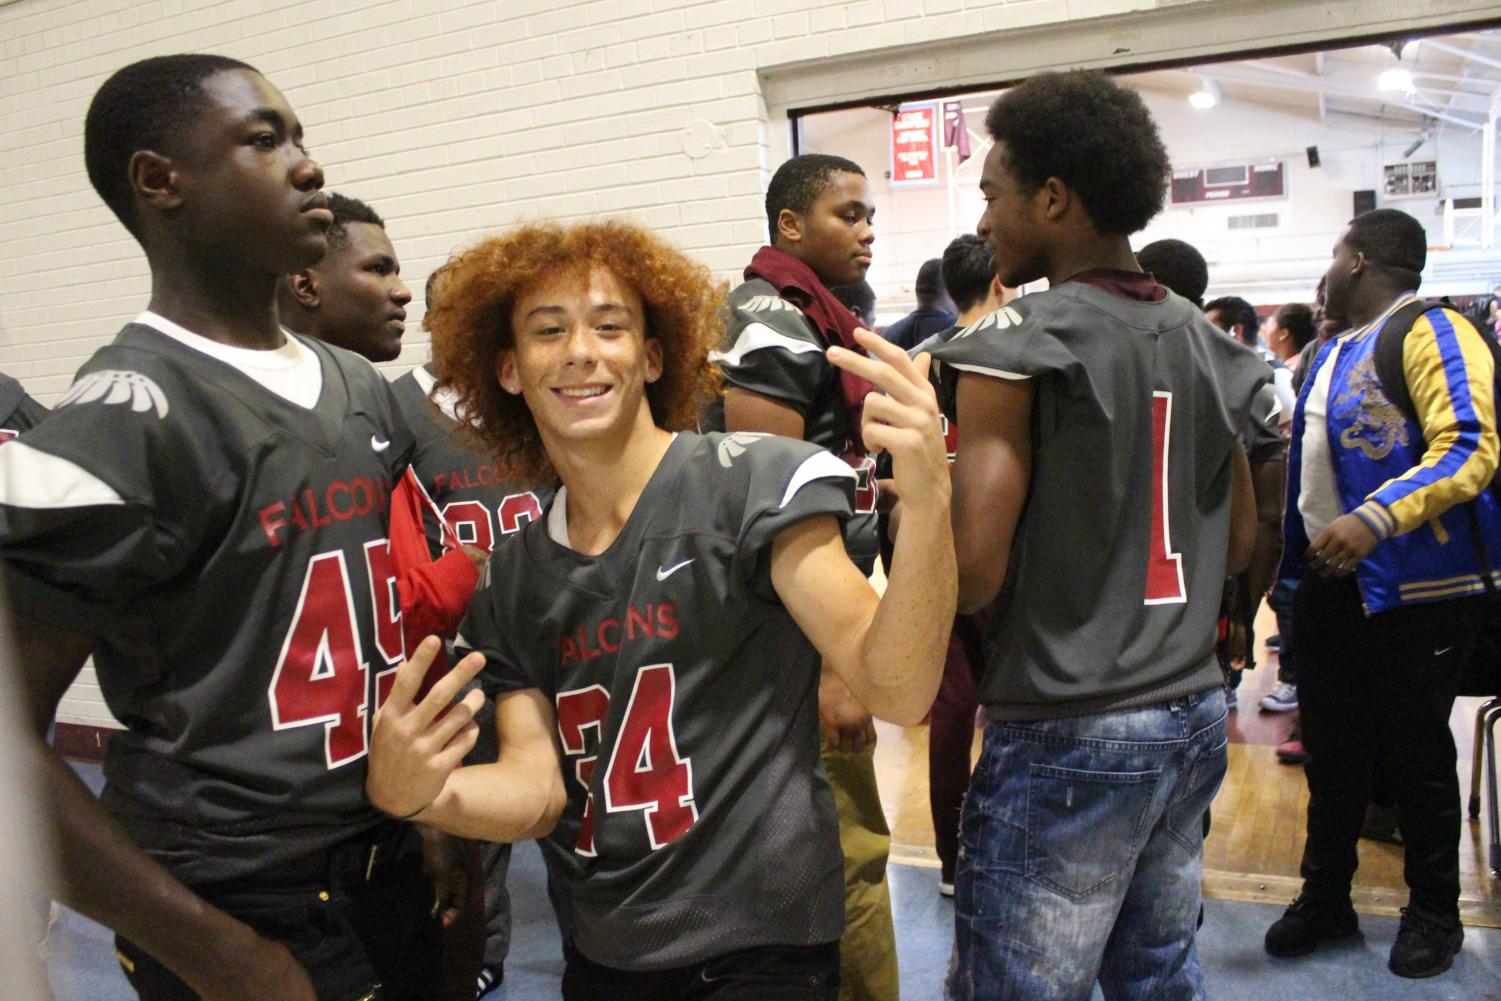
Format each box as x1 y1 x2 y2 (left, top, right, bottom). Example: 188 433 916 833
458 431 855 971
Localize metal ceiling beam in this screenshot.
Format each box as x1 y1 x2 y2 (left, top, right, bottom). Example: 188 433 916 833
1195 63 1485 129
1420 37 1501 74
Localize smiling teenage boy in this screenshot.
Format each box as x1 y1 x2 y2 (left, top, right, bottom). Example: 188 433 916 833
703 153 897 1001
364 219 955 1001
0 55 454 1001
931 71 1264 1001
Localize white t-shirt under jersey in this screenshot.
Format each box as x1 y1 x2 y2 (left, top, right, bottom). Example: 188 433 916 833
136 311 324 409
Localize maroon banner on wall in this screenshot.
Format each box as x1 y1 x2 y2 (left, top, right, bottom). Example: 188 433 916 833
891 103 940 186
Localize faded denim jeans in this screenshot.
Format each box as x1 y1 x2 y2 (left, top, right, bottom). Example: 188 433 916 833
948 688 1227 1001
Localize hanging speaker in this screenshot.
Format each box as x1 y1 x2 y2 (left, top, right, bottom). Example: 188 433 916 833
1306 145 1321 168
1354 189 1377 216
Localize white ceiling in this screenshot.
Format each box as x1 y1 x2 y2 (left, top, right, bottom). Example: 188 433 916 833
948 28 1501 135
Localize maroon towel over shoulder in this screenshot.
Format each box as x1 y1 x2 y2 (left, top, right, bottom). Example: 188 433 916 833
744 245 875 450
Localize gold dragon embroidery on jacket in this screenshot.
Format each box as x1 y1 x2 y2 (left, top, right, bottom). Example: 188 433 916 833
1335 356 1411 460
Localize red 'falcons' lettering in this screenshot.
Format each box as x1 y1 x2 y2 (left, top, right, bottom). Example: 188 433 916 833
257 476 392 548
560 603 679 667
432 463 507 494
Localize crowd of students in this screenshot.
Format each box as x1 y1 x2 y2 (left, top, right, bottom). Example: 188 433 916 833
2 50 1496 1001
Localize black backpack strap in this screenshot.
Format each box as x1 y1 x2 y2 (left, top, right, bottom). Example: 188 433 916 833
1370 298 1434 426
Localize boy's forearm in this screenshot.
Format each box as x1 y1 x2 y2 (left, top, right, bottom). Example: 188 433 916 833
855 495 955 725
417 757 565 843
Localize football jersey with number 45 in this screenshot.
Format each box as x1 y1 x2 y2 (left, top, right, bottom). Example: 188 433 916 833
0 319 415 884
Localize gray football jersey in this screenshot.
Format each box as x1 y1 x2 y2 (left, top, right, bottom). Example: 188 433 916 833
0 324 416 883
458 431 853 970
932 287 1266 720
703 278 880 573
390 370 547 558
0 372 46 442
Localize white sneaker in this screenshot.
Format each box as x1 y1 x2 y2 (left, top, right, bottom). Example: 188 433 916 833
1260 682 1298 713
939 880 955 897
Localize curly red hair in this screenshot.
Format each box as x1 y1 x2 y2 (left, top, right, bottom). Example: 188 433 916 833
429 221 725 485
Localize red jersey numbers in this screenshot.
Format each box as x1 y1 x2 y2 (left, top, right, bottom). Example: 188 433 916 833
1145 392 1187 605
268 552 370 768
848 454 879 514
441 493 541 551
269 544 403 768
554 664 699 856
555 685 610 857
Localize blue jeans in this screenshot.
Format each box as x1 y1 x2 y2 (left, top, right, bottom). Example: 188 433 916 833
1266 576 1299 684
948 689 1227 1001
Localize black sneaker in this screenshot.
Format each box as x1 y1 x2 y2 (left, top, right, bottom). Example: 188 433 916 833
1389 907 1463 978
1264 894 1360 957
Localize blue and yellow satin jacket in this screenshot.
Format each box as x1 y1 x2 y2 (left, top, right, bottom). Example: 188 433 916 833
1283 292 1501 613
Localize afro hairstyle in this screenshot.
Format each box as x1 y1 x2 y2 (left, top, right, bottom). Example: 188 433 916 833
985 71 1169 236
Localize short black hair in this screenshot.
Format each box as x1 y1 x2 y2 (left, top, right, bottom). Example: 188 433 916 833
326 192 385 251
985 71 1168 236
1274 302 1316 351
84 54 258 239
1203 296 1259 339
1345 208 1426 282
766 154 865 242
831 280 876 324
1136 239 1208 307
941 235 996 313
914 258 944 297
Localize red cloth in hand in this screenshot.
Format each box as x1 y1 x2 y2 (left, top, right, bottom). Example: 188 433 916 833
389 469 482 699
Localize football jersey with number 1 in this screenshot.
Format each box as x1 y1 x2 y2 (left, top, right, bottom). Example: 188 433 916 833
931 286 1266 721
458 431 853 971
0 319 415 884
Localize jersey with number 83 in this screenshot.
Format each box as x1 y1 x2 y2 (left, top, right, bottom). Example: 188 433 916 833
0 323 415 885
458 431 854 972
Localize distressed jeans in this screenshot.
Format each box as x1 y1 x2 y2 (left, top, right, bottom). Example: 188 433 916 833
948 688 1227 1001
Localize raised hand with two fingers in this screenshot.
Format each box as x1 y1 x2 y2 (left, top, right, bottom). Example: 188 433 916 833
367 636 487 821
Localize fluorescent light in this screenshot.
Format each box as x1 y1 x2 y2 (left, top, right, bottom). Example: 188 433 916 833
1189 79 1221 110
1378 67 1414 94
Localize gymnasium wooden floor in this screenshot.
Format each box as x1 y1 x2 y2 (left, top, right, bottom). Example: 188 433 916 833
871 617 1501 930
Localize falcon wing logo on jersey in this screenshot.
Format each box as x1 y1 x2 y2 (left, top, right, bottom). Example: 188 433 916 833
717 431 770 467
741 295 802 316
949 306 1024 342
57 370 169 419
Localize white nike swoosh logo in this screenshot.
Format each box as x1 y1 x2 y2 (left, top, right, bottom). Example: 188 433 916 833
656 559 693 581
370 435 391 452
1434 646 1453 656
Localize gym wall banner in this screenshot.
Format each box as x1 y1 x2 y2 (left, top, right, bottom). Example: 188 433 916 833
891 103 940 187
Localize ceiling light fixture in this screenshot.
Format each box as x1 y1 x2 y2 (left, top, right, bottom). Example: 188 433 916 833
1378 67 1415 94
1189 78 1221 110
